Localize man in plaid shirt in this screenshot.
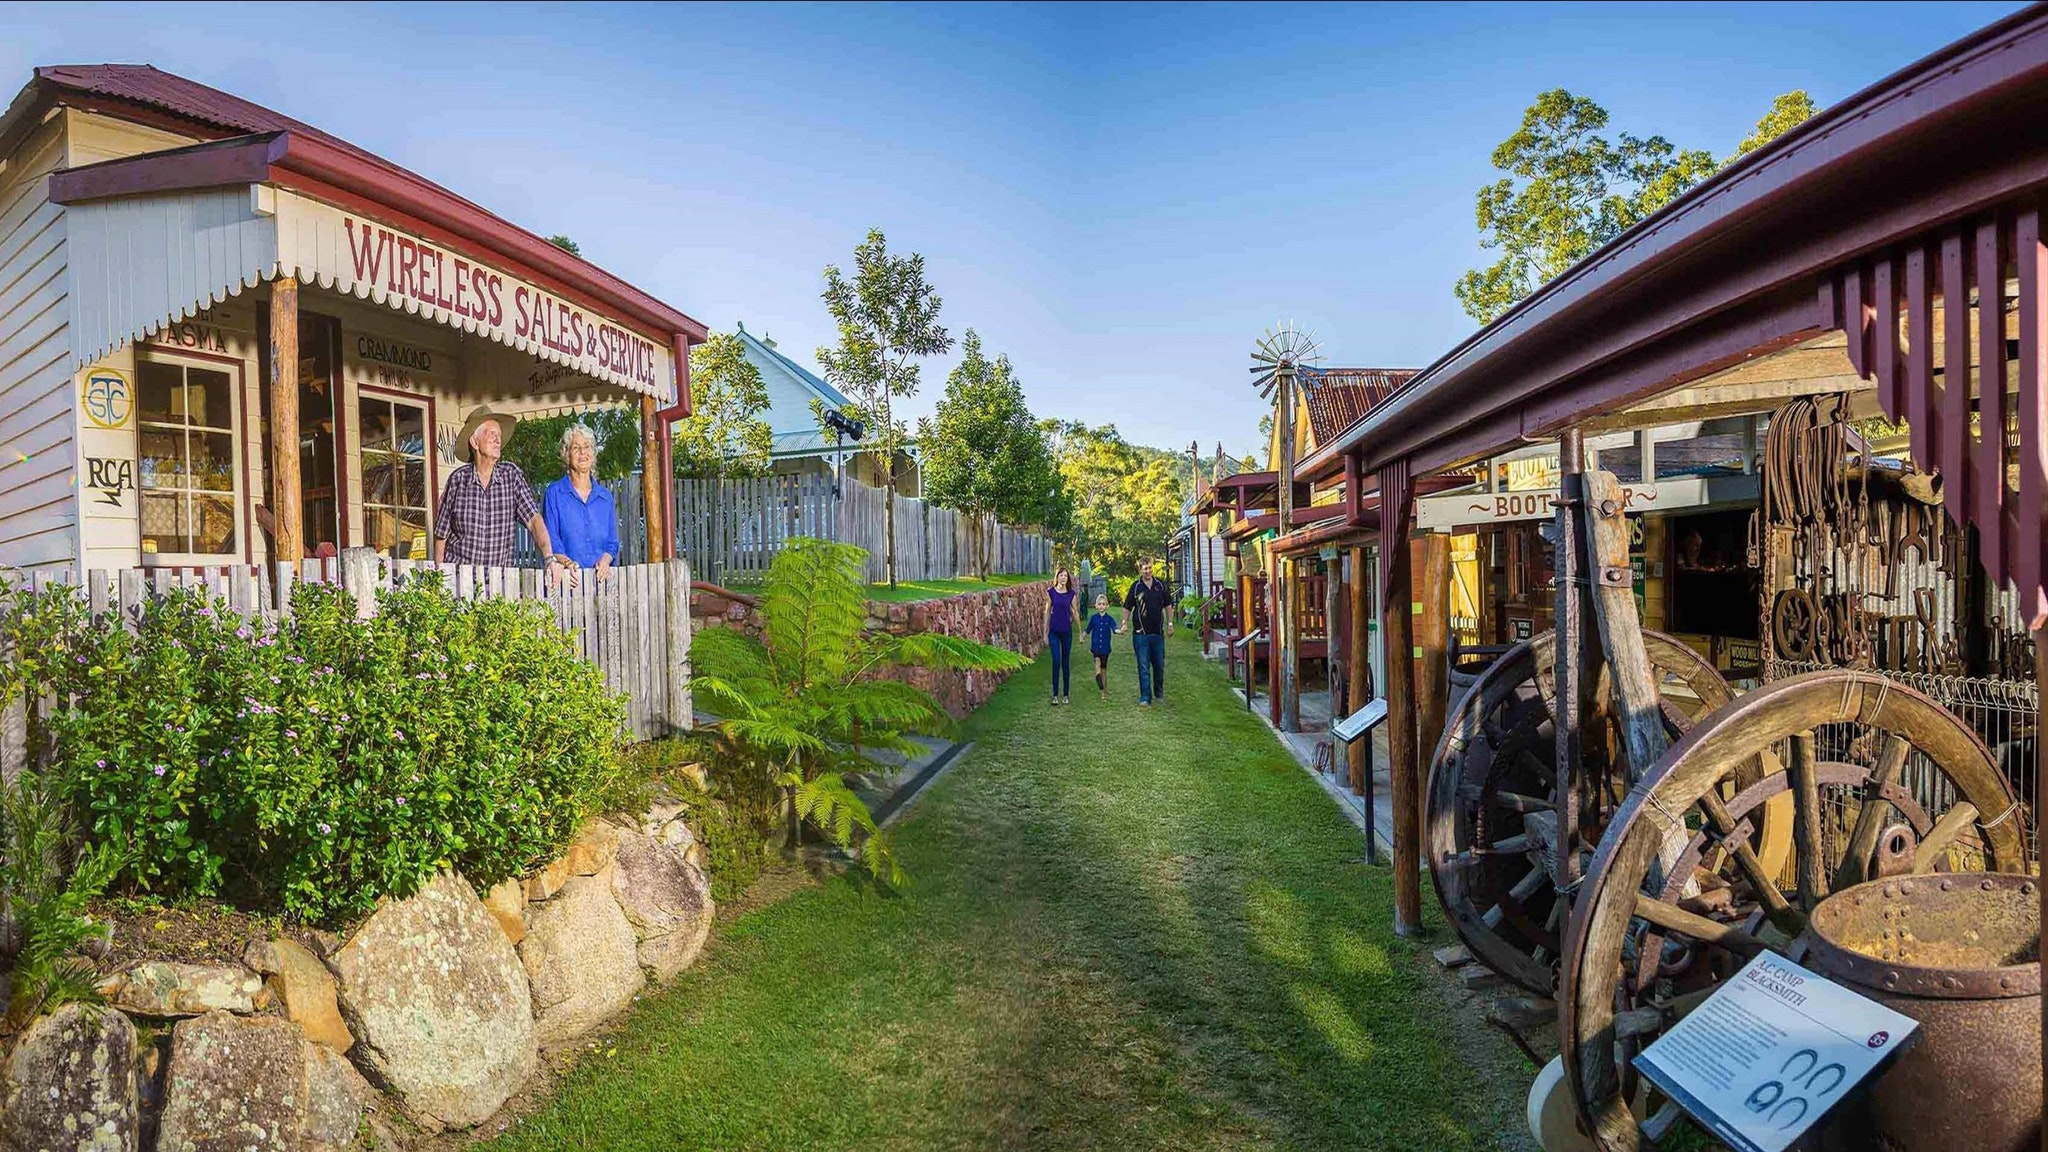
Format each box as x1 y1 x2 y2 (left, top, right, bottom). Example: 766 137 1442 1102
434 407 572 576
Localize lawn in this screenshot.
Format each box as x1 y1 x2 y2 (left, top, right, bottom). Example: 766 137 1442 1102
864 571 1051 603
482 633 1520 1152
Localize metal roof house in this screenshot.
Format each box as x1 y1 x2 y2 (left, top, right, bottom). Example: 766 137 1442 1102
732 323 917 491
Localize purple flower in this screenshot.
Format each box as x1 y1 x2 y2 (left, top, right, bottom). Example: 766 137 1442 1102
285 729 297 739
395 796 407 806
152 765 166 777
318 822 332 835
95 759 105 769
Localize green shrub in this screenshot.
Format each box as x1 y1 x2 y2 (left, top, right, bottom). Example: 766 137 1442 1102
44 575 625 925
613 735 778 903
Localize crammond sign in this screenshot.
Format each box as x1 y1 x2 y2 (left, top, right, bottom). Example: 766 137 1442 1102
274 190 676 401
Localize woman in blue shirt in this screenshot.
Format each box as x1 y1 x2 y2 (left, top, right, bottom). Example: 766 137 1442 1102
541 424 621 581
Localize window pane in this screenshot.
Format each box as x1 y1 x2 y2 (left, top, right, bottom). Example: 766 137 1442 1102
141 492 186 554
193 432 234 491
401 458 425 509
360 398 393 453
364 506 397 556
188 367 233 429
395 403 426 456
192 494 235 554
137 361 181 422
139 428 186 487
399 509 429 561
362 450 394 505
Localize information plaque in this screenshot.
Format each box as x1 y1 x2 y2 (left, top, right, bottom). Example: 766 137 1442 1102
1332 699 1388 743
1632 952 1917 1152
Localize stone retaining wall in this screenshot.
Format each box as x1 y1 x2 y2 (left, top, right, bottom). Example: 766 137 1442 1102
0 805 714 1151
692 580 1051 717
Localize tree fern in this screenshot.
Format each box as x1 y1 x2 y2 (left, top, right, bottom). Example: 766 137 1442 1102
687 537 1025 884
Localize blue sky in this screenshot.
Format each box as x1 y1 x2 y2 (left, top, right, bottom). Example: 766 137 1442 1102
0 1 2025 457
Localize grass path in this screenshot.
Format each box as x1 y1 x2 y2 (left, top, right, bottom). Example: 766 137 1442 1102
483 634 1521 1151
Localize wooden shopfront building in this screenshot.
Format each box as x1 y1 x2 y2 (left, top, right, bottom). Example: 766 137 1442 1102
0 65 706 578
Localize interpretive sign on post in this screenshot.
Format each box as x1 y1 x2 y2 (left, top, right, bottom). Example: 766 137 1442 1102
1632 952 1918 1152
1333 698 1387 743
1332 699 1389 862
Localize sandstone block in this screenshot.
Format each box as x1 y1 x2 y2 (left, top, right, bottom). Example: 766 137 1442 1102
481 878 527 946
244 938 353 1053
97 961 262 1018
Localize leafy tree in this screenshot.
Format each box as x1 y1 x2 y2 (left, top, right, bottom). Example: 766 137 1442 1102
688 539 1025 882
918 331 1066 578
1733 90 1818 158
504 407 641 489
1457 88 1818 325
1047 421 1187 583
675 331 774 478
818 229 954 586
547 235 582 256
1456 89 1716 324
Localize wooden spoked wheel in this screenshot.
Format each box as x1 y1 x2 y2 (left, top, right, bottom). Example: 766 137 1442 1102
1425 630 1735 994
1559 669 2029 1152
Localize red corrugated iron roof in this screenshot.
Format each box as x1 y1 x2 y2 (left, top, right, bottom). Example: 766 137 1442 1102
10 64 706 347
1303 368 1416 447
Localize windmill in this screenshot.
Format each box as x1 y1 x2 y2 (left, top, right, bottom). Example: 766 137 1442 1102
1249 321 1323 534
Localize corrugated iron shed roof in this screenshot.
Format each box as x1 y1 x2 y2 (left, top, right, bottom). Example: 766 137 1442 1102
1303 368 1416 447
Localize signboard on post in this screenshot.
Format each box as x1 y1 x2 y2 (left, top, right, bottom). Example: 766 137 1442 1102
1333 698 1387 742
1632 952 1918 1152
1414 474 1760 532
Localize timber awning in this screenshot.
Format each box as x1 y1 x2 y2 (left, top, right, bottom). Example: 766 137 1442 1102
44 122 705 405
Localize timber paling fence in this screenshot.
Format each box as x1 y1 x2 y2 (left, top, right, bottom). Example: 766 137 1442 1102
7 552 690 743
671 474 1051 585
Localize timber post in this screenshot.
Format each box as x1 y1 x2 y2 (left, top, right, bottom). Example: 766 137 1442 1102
642 396 666 563
1415 531 1450 779
268 276 302 567
1380 461 1422 936
1347 543 1372 795
1551 427 1594 888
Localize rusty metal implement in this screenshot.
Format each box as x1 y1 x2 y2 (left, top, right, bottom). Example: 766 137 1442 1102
1804 872 2041 1152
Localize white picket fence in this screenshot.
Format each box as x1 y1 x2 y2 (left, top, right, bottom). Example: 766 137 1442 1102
25 550 691 740
674 474 1051 585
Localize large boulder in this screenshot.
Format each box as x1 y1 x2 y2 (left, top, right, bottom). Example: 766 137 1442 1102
244 939 353 1053
0 1003 138 1152
96 961 264 1018
611 828 716 982
517 867 643 1045
155 1011 369 1152
328 871 535 1130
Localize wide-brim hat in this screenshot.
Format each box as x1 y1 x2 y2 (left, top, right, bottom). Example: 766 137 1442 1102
454 407 518 463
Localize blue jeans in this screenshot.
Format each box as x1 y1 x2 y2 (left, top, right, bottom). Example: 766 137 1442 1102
1048 630 1072 697
1133 632 1164 702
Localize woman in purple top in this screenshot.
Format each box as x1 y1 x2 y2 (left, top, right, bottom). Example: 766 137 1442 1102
1043 568 1080 705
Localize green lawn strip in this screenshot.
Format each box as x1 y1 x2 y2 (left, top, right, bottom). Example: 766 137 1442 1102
484 633 1506 1152
863 572 1050 603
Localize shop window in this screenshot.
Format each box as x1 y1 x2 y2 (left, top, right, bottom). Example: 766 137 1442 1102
137 357 237 557
359 395 432 559
1666 509 1759 639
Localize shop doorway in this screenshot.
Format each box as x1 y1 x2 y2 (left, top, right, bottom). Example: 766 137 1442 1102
258 311 343 558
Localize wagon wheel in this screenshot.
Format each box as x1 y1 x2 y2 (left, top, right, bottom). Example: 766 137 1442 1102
1558 669 2028 1151
1426 630 1736 994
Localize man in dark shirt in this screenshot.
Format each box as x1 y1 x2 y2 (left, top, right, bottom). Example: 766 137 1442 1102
1123 560 1173 705
434 407 568 573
